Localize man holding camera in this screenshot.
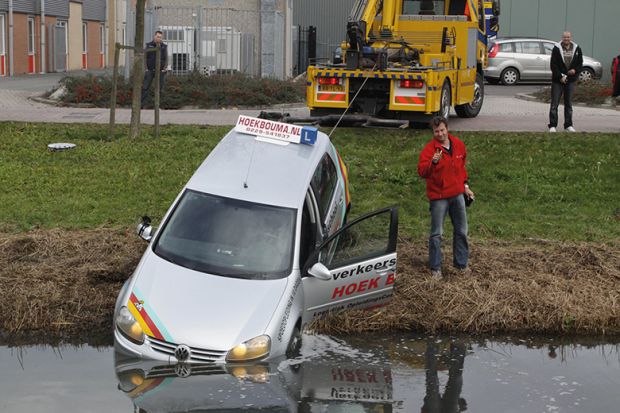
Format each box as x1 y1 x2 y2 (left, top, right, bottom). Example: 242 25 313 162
548 31 583 132
418 116 475 280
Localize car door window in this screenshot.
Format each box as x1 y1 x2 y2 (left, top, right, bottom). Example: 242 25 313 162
499 42 514 53
543 42 555 55
311 154 339 221
522 42 543 54
301 207 398 324
318 209 394 270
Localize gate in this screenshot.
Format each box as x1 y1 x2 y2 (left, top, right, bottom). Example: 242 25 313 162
143 6 261 77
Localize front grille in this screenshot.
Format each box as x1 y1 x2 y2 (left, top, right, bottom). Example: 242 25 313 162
147 363 227 378
148 336 227 363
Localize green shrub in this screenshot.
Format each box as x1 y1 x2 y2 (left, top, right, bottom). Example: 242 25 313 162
58 72 305 109
532 80 613 105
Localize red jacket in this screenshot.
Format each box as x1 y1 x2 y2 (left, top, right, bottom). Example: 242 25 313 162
418 134 469 200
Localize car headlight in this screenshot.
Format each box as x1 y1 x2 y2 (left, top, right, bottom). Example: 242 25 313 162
117 369 145 393
115 306 145 344
226 335 271 362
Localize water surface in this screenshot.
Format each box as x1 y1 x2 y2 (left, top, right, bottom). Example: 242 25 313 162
1 334 618 412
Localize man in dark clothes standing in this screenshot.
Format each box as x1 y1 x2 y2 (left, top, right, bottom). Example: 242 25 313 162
612 54 620 101
548 31 583 133
141 31 168 108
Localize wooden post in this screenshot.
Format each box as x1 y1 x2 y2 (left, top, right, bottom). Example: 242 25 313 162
109 42 121 138
154 44 161 139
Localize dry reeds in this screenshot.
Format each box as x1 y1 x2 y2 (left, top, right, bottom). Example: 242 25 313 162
312 238 620 336
1 230 619 343
0 228 145 343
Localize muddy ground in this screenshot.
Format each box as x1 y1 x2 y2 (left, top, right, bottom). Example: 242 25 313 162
1 228 618 345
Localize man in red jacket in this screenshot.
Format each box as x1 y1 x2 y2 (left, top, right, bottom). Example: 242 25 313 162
418 117 475 280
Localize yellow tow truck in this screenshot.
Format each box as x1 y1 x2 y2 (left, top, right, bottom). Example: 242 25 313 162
306 0 500 124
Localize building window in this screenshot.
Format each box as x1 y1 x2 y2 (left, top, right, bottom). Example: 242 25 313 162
0 14 5 55
28 17 36 54
82 23 88 53
100 24 105 53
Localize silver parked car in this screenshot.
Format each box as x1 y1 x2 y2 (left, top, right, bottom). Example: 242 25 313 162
114 116 398 364
484 37 603 85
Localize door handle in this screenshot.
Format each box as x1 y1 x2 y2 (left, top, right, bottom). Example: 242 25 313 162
377 267 396 275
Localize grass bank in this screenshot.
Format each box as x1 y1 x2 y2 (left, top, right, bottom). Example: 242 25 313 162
0 123 618 341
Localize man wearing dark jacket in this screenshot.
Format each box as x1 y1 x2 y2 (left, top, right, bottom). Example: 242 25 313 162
548 31 583 132
612 54 620 100
141 31 168 108
418 116 475 280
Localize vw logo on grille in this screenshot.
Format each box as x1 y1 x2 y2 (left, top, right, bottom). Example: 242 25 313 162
174 344 191 362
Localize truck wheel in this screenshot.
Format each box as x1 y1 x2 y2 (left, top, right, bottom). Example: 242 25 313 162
286 325 302 358
437 80 451 119
455 73 484 118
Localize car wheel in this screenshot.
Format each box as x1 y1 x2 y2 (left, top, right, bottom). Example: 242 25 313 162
500 68 519 85
437 80 451 119
455 73 484 118
578 68 594 82
286 325 302 358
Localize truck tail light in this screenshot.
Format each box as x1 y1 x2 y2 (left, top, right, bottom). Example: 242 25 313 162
318 77 340 85
488 43 499 58
399 79 424 89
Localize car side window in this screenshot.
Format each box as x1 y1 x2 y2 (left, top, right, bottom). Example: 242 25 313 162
499 42 514 53
522 42 543 54
311 154 339 221
543 42 555 55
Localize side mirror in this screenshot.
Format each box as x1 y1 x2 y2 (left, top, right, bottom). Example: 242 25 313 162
307 262 332 281
137 215 156 242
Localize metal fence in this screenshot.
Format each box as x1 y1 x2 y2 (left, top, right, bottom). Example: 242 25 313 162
293 25 315 76
126 6 263 77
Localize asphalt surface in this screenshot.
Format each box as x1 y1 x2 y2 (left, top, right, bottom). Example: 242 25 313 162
0 74 618 132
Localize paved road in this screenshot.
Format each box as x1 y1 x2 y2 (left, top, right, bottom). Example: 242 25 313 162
0 74 617 132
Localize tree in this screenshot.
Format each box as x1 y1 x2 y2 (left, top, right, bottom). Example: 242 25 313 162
130 0 146 138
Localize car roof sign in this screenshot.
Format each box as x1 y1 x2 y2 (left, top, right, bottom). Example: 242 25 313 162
235 115 317 146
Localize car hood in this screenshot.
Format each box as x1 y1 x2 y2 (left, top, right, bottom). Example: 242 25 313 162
129 250 289 351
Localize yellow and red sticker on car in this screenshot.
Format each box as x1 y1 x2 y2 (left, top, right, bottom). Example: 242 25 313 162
127 288 173 342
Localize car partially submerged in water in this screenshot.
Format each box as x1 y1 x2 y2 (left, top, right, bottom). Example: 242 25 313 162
114 116 398 364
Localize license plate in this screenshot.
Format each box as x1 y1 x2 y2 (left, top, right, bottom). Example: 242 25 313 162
318 85 344 92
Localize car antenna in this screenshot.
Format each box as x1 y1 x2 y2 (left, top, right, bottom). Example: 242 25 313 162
328 59 380 138
243 138 258 189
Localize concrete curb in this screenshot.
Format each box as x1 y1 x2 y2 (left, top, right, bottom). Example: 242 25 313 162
516 93 620 111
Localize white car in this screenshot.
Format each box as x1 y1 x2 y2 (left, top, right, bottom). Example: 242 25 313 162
484 37 603 85
114 116 399 364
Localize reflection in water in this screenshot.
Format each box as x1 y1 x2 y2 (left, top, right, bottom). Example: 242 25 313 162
422 340 467 413
111 334 620 412
1 334 618 412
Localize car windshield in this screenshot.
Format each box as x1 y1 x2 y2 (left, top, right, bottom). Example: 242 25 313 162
153 190 296 279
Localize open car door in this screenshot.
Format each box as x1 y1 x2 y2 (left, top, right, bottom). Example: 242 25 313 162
302 207 398 324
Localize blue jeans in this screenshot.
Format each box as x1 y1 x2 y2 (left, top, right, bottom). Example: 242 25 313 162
429 194 469 270
548 81 574 129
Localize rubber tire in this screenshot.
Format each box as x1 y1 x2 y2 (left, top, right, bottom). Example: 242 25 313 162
455 73 484 118
500 67 519 85
285 325 302 358
437 80 451 119
578 68 594 82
